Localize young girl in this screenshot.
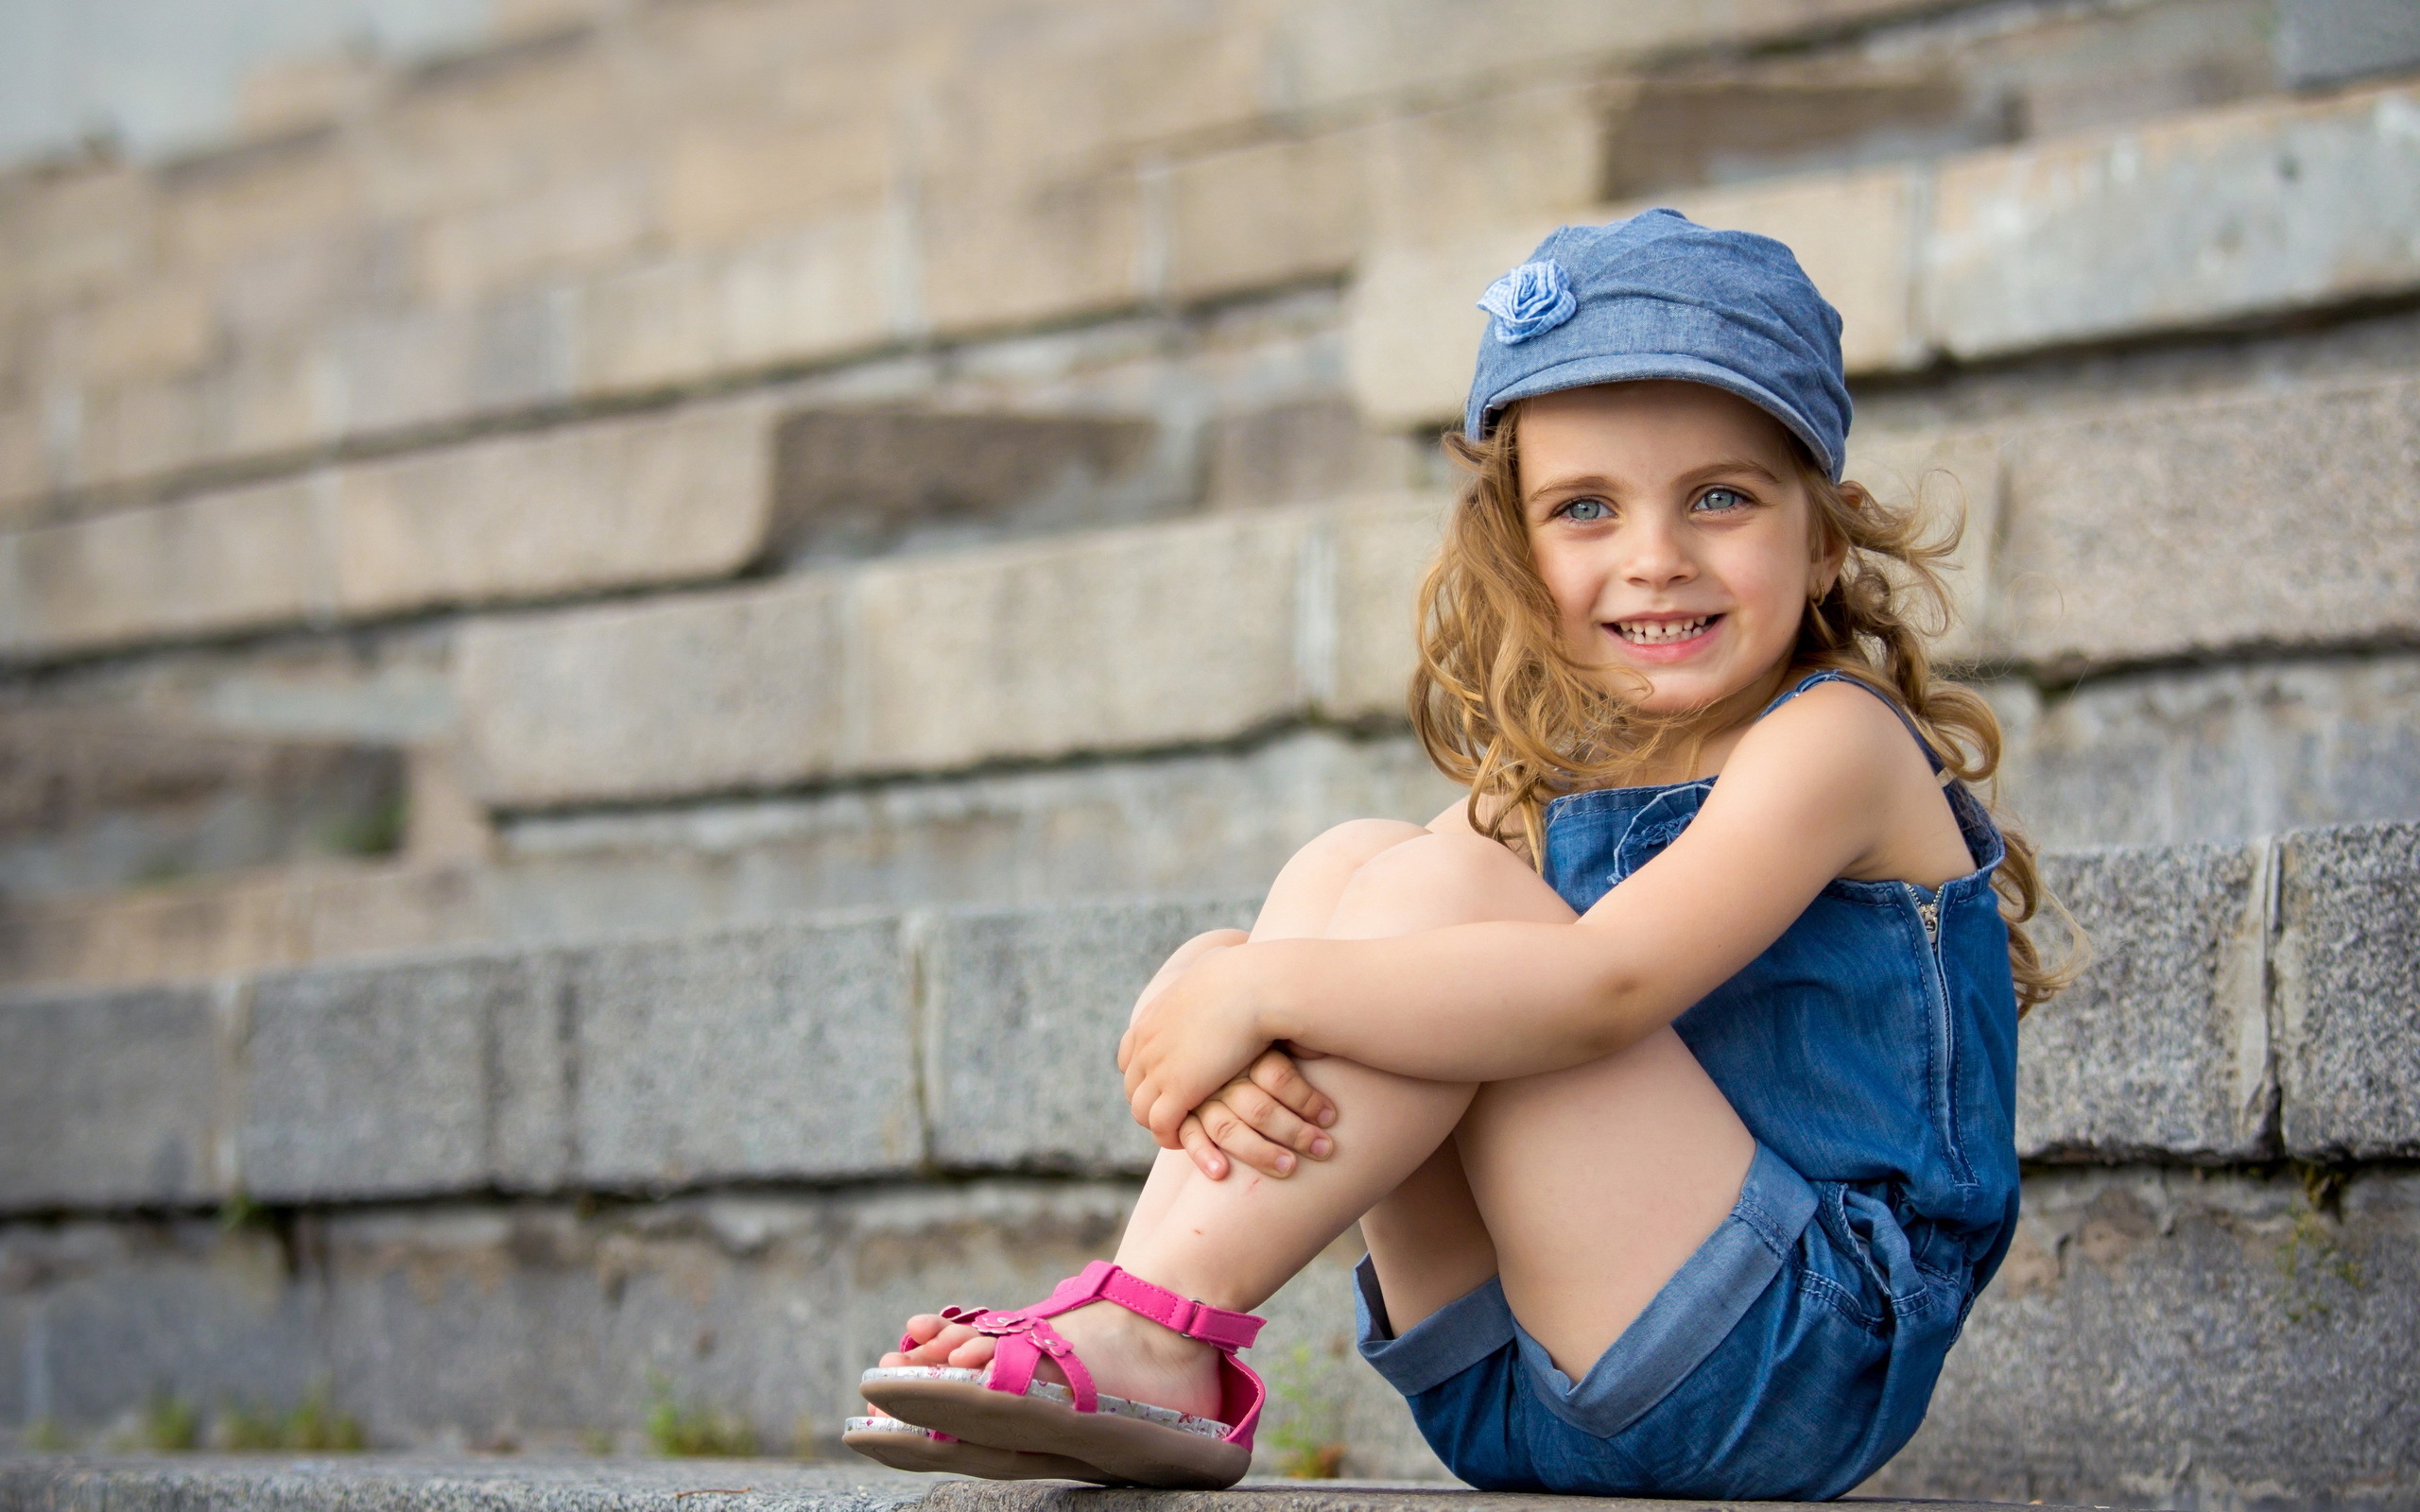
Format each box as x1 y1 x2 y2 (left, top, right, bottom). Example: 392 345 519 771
844 209 2066 1499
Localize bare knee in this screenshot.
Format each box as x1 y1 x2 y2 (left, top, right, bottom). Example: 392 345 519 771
1331 831 1575 936
1253 818 1435 939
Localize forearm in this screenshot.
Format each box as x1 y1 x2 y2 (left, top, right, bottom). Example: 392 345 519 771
1251 924 1675 1082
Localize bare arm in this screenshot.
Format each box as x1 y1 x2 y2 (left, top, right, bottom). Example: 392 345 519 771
1120 686 1936 1142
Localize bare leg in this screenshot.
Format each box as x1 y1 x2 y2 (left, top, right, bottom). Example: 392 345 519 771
886 820 1754 1416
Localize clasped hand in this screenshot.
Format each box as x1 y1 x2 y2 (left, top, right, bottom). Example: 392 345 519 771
1116 930 1337 1182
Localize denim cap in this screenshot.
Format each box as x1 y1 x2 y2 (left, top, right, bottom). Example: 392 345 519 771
1465 209 1852 481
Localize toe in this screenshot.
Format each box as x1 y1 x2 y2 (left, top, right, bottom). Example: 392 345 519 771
946 1334 998 1369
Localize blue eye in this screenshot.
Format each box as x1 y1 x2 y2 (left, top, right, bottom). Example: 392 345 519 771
1694 487 1750 513
1562 498 1613 522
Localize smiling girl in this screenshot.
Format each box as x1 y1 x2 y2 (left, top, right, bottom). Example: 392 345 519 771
845 210 2069 1498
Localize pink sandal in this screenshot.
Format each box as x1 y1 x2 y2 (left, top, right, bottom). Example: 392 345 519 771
854 1260 1266 1488
840 1415 1123 1483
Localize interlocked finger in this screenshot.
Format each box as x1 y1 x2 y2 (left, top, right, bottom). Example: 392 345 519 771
1248 1050 1337 1130
1199 1092 1303 1178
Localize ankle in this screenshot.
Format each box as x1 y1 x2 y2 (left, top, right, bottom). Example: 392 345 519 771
1059 1299 1217 1373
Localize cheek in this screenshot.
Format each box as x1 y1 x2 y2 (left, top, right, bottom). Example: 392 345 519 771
1530 546 1602 634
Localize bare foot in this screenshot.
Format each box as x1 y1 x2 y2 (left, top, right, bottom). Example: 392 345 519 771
876 1302 1224 1422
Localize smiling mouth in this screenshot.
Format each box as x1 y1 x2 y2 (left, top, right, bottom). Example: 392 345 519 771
1612 614 1720 645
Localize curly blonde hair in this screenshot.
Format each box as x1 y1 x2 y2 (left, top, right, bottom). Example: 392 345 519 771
1409 404 2077 1014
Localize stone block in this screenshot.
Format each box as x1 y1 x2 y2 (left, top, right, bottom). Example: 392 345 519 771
412 168 653 307
0 474 337 660
1843 427 2002 663
577 209 899 395
1164 130 1372 304
2016 843 2270 1161
854 509 1310 773
1870 1166 2420 1507
1202 398 1417 515
1989 654 2420 850
919 173 1146 335
0 870 310 993
156 134 362 276
1924 81 2420 359
1262 0 1923 114
2275 821 2420 1159
241 951 566 1202
0 1219 319 1431
2276 0 2420 87
1997 376 2420 671
1326 496 1448 722
661 112 894 254
68 375 209 492
1361 80 1606 246
71 281 216 387
322 303 480 438
563 919 922 1187
457 575 850 808
923 899 1259 1172
332 402 776 618
0 984 227 1211
0 710 406 898
768 406 1165 566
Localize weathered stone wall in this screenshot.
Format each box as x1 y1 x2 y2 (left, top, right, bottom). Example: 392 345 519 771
5 1 2420 1506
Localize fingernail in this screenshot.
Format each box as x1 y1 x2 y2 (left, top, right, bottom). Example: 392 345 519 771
1311 1136 1332 1158
1318 1108 1337 1126
1275 1153 1295 1172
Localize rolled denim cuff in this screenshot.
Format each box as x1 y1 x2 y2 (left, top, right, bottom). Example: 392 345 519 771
1354 1254 1517 1398
1515 1141 1818 1439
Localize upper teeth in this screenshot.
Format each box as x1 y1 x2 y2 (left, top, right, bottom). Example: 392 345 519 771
1617 617 1709 644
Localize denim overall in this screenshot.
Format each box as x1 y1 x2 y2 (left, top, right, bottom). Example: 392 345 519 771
1355 671 2021 1498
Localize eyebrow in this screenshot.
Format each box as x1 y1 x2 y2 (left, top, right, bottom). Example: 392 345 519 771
1524 455 1787 507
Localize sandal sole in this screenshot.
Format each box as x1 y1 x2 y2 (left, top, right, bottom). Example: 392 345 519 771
841 1416 1119 1483
860 1369 1248 1490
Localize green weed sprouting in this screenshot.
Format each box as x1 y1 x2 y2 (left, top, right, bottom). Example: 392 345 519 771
2277 1161 2367 1323
140 1391 201 1451
216 1385 365 1452
1260 1340 1349 1479
644 1374 759 1457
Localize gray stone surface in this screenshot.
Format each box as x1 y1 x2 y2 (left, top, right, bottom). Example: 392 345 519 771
564 920 923 1188
2275 0 2420 87
923 900 1258 1173
0 1181 1441 1478
2015 843 2273 1161
0 1458 927 1512
457 577 851 810
0 1220 318 1431
242 952 565 1203
2275 821 2420 1159
0 710 404 898
1996 375 2420 672
1923 80 2420 359
1989 653 2420 850
1869 1166 2420 1509
8 1171 2418 1501
0 985 224 1211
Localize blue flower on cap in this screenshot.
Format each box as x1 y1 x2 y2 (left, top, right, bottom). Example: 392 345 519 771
1478 260 1576 345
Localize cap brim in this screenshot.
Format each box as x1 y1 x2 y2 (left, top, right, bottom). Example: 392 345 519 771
1476 352 1841 480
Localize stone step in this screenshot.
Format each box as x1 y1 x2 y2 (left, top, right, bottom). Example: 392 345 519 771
445 370 2420 811
0 1 2347 513
0 1458 2083 1512
10 649 2420 997
5 822 2414 1215
0 1166 2411 1498
0 709 405 896
1349 76 2420 427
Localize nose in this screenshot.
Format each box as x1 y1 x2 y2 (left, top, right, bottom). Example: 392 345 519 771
1620 512 1697 591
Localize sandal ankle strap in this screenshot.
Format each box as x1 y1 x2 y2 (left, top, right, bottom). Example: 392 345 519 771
1069 1262 1265 1351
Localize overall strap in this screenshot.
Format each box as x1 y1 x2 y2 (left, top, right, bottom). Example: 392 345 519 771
1757 670 1945 773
